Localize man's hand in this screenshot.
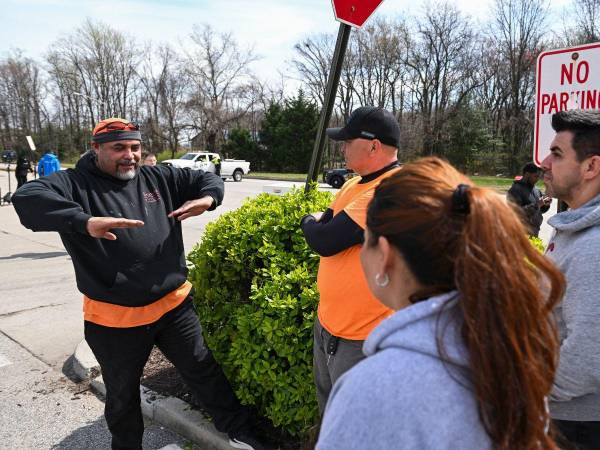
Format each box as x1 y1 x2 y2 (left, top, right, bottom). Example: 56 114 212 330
86 217 144 240
538 196 552 207
168 196 215 221
310 212 324 222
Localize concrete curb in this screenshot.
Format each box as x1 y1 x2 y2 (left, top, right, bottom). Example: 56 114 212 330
72 340 100 380
73 340 233 450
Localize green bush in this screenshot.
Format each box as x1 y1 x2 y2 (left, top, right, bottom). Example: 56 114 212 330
529 236 545 253
187 187 333 436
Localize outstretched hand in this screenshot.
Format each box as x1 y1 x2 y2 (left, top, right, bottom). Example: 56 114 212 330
86 217 145 240
168 196 215 221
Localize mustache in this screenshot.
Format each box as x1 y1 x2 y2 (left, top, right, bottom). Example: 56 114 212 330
116 159 139 166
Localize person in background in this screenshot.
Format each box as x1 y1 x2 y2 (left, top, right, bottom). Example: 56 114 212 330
142 152 157 166
541 109 600 450
211 154 221 176
507 162 551 236
300 106 401 414
316 157 565 450
37 151 61 177
15 155 33 188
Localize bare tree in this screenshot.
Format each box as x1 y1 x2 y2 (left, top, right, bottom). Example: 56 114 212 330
183 24 259 152
402 2 482 156
291 34 334 107
0 51 48 153
560 0 600 45
48 20 139 127
490 0 548 173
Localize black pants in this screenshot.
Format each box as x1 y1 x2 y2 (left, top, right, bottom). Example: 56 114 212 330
554 419 600 450
16 174 27 188
85 297 249 450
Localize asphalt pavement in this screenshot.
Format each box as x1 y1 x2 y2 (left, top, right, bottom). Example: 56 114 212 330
0 331 198 449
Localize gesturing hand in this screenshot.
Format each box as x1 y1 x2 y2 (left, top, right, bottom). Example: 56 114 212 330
86 217 145 240
168 196 215 221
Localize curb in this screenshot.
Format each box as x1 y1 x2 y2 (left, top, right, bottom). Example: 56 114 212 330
72 340 100 380
73 340 233 450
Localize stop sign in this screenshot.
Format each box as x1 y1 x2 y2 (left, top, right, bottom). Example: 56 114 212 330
331 0 385 28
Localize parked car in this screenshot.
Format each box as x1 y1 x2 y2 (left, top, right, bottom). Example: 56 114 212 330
1 150 17 163
323 168 354 189
161 152 251 182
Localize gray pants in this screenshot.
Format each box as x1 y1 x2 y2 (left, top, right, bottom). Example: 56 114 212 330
313 318 366 415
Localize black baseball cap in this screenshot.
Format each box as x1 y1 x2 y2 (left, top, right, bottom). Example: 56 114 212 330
326 106 400 148
522 162 541 174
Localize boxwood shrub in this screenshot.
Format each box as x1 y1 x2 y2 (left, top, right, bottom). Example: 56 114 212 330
187 187 333 436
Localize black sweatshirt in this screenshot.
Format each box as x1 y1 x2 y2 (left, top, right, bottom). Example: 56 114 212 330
12 153 224 307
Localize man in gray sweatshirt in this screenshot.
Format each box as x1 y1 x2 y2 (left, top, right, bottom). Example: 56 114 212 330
541 109 600 450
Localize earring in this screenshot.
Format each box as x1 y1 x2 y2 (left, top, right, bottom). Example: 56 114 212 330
375 273 389 287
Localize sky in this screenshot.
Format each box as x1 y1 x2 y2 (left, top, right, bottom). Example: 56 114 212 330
1 0 573 85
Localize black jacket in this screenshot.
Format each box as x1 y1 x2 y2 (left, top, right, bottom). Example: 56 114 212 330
507 179 549 235
12 153 224 307
15 158 32 176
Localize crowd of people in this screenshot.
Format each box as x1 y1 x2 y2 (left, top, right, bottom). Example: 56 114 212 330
10 108 600 450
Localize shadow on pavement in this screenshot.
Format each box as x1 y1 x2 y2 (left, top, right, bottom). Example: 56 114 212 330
0 251 69 260
50 417 112 449
50 416 197 450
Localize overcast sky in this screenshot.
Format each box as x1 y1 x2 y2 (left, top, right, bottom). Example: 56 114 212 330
1 0 573 84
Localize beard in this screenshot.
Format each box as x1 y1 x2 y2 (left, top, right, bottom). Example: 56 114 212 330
115 168 137 180
114 160 140 180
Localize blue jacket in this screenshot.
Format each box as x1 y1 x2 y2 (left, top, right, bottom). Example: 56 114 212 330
37 153 60 177
317 291 491 450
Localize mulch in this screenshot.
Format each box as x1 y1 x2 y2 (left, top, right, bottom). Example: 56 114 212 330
141 347 317 450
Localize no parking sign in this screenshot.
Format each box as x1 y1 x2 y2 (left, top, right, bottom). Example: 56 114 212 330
534 43 600 165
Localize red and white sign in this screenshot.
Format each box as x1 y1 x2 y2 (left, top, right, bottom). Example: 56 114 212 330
534 42 600 165
331 0 385 28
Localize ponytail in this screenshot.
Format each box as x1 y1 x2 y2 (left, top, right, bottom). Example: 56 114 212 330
456 187 563 449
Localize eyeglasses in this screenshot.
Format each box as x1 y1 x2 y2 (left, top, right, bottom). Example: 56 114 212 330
93 120 139 135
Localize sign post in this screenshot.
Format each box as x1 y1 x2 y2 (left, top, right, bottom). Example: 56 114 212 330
305 0 385 192
534 42 600 166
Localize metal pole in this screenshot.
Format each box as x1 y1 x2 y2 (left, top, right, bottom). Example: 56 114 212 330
305 23 351 193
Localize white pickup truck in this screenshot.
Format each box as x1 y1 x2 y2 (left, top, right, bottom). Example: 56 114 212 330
161 152 250 182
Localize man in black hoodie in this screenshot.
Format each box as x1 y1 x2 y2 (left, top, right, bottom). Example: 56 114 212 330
507 162 552 237
12 118 271 450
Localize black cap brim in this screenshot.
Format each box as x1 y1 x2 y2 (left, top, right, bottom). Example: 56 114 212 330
326 127 352 141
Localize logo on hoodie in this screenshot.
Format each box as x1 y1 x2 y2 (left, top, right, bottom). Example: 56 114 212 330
143 190 162 203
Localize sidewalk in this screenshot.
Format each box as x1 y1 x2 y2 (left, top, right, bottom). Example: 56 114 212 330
0 331 199 449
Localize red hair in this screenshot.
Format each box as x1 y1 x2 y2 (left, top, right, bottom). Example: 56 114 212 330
366 157 564 449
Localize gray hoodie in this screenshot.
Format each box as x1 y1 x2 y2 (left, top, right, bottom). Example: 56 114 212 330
546 192 600 421
316 291 491 450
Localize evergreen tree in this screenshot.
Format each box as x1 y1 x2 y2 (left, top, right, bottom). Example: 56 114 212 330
260 90 319 172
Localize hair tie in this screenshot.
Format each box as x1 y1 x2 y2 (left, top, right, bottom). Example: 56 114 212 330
452 184 470 214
